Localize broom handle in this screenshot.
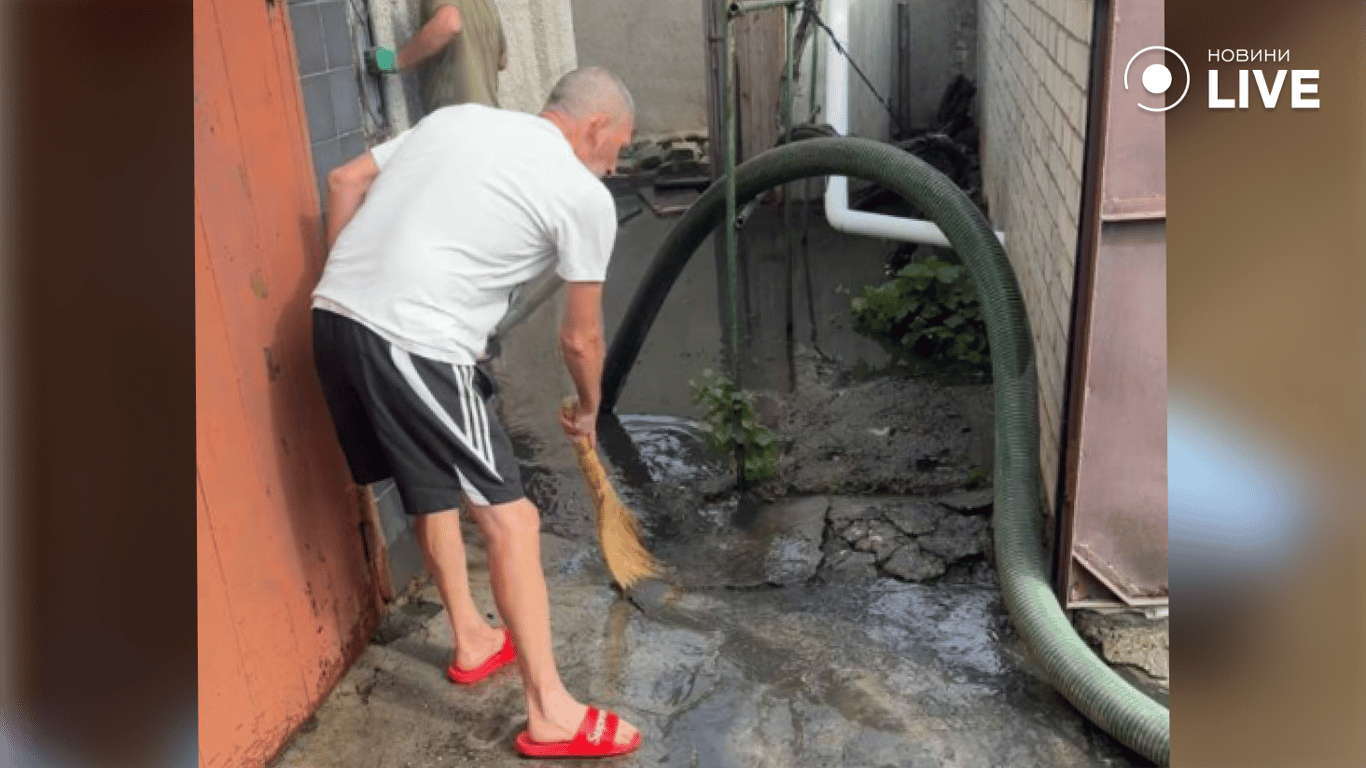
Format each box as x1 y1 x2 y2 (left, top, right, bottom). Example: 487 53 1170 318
562 396 589 453
562 398 657 587
561 396 595 446
562 396 607 501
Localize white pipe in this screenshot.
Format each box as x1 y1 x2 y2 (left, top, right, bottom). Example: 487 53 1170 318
822 0 1004 247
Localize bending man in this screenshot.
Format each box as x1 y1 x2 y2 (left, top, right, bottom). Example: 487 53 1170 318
311 67 640 758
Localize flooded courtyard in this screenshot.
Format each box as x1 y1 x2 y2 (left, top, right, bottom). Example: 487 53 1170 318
273 204 1158 767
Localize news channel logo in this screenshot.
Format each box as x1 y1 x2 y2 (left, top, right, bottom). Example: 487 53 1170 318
1123 46 1319 111
1123 45 1190 111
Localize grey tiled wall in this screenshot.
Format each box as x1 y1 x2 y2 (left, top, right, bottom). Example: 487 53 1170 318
288 0 385 205
289 0 413 526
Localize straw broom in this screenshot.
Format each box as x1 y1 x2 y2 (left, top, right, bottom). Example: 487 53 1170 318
562 397 661 588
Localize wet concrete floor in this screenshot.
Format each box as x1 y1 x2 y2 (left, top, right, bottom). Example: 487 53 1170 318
272 205 1156 767
273 515 1149 767
272 491 1149 767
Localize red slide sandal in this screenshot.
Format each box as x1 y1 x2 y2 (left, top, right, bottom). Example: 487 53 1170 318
514 706 641 759
446 628 517 685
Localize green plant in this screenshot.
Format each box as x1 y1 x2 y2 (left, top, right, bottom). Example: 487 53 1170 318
851 256 990 374
689 370 779 486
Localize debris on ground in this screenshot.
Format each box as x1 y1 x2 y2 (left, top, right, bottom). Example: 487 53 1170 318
1075 610 1171 683
763 347 993 496
609 132 713 217
851 74 986 216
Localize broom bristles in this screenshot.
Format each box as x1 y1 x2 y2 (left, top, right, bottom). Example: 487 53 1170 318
564 399 661 588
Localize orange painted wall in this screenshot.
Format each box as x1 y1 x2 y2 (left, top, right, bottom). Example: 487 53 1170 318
195 0 380 765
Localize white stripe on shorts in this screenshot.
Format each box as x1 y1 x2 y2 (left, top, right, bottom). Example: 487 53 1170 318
389 345 503 481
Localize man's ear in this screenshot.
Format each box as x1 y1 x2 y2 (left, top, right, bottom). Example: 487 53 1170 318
586 114 612 147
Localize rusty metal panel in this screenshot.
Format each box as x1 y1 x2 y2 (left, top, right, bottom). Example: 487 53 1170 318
1067 220 1168 606
196 0 381 764
1058 0 1169 608
1100 0 1165 219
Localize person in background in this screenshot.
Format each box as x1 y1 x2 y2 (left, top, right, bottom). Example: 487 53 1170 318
367 0 507 112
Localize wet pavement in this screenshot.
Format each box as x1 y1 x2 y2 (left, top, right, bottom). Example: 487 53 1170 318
273 409 1152 767
272 515 1149 767
272 207 1158 767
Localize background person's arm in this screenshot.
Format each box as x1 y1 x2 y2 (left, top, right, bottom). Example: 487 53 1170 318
559 281 605 447
396 4 462 70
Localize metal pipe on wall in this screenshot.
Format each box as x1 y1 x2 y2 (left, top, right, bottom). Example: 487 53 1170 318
722 2 741 375
821 0 1004 247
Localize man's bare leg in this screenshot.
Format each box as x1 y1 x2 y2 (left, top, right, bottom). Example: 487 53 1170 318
471 497 638 747
415 508 506 671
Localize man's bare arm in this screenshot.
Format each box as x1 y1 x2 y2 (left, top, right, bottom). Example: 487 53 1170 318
325 152 380 251
559 281 605 445
396 5 462 70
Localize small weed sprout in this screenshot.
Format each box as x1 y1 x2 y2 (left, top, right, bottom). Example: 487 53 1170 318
689 370 779 486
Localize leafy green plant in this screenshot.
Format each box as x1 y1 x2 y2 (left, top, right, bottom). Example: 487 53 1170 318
689 370 779 486
965 466 991 490
850 255 990 373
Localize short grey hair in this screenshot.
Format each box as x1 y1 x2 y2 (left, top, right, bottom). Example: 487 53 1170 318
542 66 635 125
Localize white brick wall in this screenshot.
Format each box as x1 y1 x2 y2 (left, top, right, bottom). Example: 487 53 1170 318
977 0 1093 508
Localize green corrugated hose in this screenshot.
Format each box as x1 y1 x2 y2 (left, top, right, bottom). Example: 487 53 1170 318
601 136 1170 766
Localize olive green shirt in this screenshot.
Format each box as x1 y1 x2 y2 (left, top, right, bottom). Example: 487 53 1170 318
418 0 506 111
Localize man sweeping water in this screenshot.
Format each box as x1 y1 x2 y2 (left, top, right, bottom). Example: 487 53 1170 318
310 66 642 758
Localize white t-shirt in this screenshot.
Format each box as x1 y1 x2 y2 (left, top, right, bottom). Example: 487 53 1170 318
312 104 617 365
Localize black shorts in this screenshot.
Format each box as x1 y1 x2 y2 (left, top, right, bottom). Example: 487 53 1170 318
311 309 524 513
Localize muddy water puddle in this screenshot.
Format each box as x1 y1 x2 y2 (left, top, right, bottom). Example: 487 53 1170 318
480 209 1144 763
